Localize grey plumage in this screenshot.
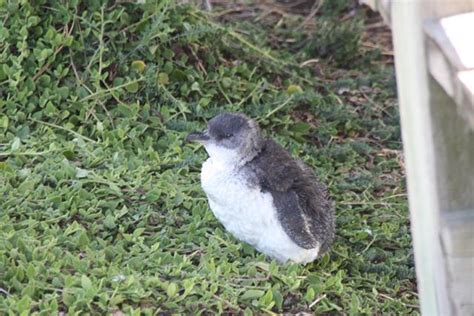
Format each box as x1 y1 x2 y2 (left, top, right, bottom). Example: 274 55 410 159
244 139 335 253
187 112 336 261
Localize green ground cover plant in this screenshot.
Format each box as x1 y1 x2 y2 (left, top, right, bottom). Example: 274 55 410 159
0 0 418 314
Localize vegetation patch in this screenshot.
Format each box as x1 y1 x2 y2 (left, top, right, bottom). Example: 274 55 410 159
0 0 417 314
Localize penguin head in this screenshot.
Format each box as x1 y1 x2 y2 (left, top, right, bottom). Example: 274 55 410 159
187 112 263 165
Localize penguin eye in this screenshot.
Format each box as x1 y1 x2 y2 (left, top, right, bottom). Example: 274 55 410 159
220 133 233 140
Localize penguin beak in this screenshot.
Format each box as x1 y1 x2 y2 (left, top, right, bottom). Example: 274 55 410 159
186 129 210 143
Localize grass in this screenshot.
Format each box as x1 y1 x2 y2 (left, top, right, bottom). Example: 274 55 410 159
0 0 418 314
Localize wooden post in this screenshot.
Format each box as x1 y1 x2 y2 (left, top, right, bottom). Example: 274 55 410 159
391 2 444 314
390 1 474 315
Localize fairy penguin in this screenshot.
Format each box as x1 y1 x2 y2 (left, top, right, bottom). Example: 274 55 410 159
187 112 335 263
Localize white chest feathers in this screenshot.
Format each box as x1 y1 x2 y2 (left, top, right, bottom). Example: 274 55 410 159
200 158 319 263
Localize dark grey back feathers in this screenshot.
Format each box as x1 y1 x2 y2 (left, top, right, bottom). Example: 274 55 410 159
244 139 335 254
204 112 335 254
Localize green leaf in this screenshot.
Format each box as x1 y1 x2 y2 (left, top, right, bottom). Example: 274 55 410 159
0 64 7 80
163 49 174 59
62 291 74 307
75 168 90 178
38 74 51 87
157 72 169 85
287 84 303 94
240 289 264 301
125 81 139 93
117 104 133 117
171 69 187 81
305 287 315 302
96 121 104 132
103 214 116 229
63 150 76 160
149 45 159 55
0 162 13 173
11 137 21 151
45 102 58 115
272 290 283 310
259 289 273 306
77 231 90 247
182 279 195 296
133 228 145 237
57 86 70 99
16 295 31 314
131 60 146 73
39 48 53 61
166 282 178 297
0 115 8 129
146 189 161 202
191 81 200 92
221 77 232 88
64 221 81 236
81 275 92 290
26 264 36 280
290 122 311 134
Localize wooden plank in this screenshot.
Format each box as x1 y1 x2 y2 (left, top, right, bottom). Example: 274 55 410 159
364 0 474 31
425 13 474 129
443 231 474 259
458 70 474 127
425 19 466 72
459 70 474 95
430 78 474 213
441 210 474 258
426 35 457 96
440 13 474 69
441 210 474 315
459 304 474 316
447 257 474 315
392 2 474 315
355 1 474 314
391 2 446 315
431 77 474 315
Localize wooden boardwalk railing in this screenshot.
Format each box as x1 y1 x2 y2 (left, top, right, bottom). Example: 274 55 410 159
360 1 474 315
